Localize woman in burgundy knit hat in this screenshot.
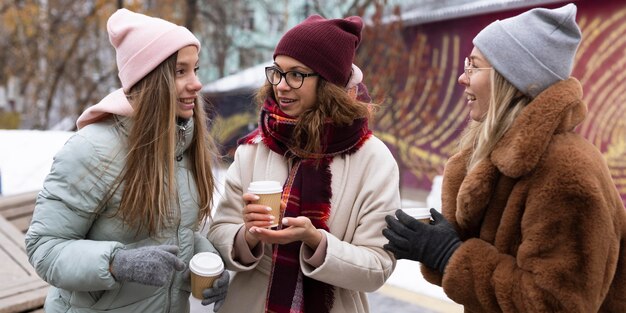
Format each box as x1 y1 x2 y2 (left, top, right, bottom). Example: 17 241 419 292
208 14 400 313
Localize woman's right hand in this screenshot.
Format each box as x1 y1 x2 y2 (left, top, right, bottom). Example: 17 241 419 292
242 193 274 248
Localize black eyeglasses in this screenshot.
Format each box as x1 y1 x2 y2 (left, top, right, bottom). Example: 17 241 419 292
264 66 318 89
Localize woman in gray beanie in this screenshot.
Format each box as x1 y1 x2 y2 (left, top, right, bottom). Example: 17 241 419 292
384 3 626 312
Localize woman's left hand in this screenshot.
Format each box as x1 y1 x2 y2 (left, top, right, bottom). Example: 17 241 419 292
383 209 461 273
248 216 323 249
201 271 230 312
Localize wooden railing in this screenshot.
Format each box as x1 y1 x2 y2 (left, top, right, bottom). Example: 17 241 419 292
0 191 47 313
0 191 39 233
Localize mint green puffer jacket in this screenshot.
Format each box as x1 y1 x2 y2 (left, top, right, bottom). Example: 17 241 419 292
25 116 217 313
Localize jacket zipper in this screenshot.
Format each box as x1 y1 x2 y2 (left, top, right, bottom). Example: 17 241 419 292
167 122 186 312
176 122 186 162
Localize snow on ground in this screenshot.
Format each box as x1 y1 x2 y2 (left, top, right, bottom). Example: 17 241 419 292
0 129 453 304
0 129 74 195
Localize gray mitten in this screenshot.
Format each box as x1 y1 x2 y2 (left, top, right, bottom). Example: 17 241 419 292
201 271 230 312
110 245 186 286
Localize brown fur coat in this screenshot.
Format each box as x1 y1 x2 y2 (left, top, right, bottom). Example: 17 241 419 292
422 78 626 312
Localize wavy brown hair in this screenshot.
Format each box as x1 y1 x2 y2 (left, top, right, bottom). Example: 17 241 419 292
459 70 532 170
256 79 372 154
112 52 216 236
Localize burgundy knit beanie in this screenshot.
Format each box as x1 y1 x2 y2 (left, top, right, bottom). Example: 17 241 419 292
274 14 363 87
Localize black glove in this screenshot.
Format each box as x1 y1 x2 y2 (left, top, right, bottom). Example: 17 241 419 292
110 245 186 286
383 209 461 273
201 270 230 312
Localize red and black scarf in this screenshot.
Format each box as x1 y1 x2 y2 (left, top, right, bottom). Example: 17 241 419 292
238 97 371 313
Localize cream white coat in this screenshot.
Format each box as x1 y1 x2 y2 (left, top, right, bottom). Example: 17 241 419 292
208 135 400 313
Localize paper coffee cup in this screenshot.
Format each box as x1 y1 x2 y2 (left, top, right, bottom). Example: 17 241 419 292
402 207 432 224
248 180 283 228
189 252 224 299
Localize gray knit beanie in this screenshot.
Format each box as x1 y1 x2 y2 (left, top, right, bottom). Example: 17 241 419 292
473 3 581 98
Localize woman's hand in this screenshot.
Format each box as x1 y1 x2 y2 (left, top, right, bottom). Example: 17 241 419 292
383 209 461 273
248 216 323 249
242 193 275 248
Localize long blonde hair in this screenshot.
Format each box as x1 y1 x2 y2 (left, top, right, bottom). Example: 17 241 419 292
459 70 532 170
114 52 216 236
256 79 371 154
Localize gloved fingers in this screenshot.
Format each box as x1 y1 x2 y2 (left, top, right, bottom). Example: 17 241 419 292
430 209 448 225
213 271 230 288
383 242 408 259
202 291 227 305
173 259 186 271
156 244 180 255
395 209 423 230
201 293 227 308
202 284 228 305
385 214 416 238
203 287 218 298
157 249 186 271
382 228 410 250
183 268 190 277
213 299 225 312
203 282 228 298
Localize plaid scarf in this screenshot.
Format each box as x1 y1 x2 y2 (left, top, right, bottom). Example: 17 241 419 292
238 97 372 313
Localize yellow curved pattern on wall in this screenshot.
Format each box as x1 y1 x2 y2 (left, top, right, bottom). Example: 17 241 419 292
367 5 626 202
576 6 626 201
371 31 466 185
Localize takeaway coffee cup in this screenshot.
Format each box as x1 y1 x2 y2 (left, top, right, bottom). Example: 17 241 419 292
248 180 283 228
401 207 432 224
189 252 224 299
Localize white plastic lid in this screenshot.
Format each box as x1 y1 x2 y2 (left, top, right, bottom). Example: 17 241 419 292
402 207 431 219
189 252 224 276
247 180 282 194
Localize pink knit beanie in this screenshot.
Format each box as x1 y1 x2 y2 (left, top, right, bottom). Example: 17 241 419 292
107 8 201 92
274 15 363 87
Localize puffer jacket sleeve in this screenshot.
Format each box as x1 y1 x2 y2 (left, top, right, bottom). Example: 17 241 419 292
300 138 400 292
25 132 123 291
194 231 218 254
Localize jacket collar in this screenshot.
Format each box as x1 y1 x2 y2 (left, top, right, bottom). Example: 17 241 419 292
453 78 586 230
115 116 195 158
491 77 586 178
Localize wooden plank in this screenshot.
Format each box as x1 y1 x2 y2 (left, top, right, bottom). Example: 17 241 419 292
0 191 38 233
0 204 36 220
0 216 28 254
8 215 32 234
0 278 47 298
0 214 48 313
0 247 28 286
0 286 47 313
0 191 38 211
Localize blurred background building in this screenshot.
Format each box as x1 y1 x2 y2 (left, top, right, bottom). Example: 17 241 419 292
0 0 624 203
203 0 626 203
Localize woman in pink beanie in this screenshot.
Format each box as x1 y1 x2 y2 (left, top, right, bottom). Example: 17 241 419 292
208 14 400 313
25 9 228 313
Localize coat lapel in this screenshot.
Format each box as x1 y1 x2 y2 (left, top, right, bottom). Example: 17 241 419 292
447 78 586 236
455 155 500 234
491 78 586 178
